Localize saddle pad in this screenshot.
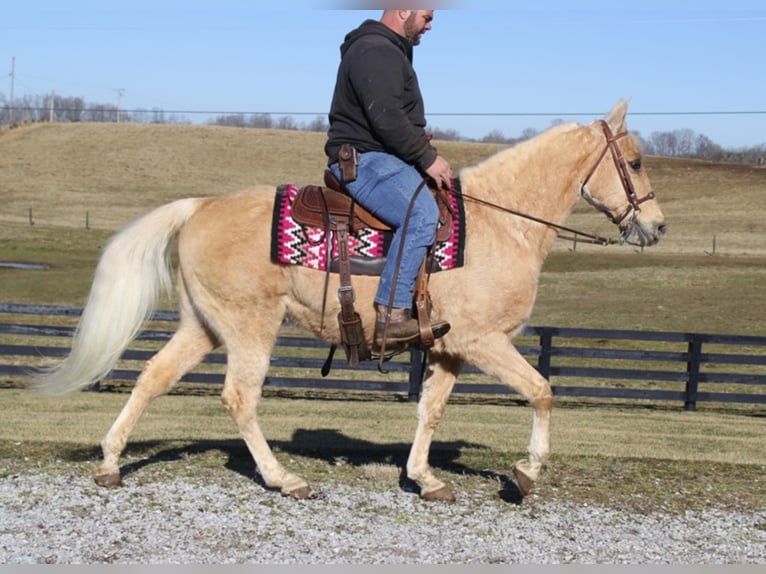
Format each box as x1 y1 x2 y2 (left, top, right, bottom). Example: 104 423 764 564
270 179 466 274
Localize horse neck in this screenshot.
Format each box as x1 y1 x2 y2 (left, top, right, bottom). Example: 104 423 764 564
459 124 603 254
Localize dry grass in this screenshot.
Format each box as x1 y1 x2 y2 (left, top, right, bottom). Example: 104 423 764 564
1 122 765 334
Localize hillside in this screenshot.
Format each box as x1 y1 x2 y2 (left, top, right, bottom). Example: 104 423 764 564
1 122 764 257
1 122 765 335
0 123 510 230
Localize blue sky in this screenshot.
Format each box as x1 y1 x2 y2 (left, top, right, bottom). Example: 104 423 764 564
2 1 764 148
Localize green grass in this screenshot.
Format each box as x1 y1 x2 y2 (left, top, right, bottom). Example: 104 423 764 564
0 389 763 512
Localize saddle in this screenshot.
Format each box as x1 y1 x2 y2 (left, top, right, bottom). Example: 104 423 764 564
292 170 453 243
290 169 453 369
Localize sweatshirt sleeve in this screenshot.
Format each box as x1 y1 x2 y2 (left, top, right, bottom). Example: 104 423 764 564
347 44 437 171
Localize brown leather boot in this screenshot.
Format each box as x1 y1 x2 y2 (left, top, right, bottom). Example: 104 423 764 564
374 303 450 347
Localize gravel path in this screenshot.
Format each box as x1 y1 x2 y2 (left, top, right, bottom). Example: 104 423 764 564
1 468 764 564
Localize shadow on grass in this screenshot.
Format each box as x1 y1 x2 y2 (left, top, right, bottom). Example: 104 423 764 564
60 428 525 504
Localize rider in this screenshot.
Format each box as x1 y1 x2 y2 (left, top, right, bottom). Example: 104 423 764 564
325 9 451 348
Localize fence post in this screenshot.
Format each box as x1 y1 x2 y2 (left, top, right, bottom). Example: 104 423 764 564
408 347 424 402
537 327 553 380
684 335 702 411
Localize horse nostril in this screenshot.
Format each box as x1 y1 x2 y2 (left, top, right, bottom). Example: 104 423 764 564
657 224 668 237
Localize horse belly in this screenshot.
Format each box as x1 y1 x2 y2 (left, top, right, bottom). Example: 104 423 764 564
284 266 379 343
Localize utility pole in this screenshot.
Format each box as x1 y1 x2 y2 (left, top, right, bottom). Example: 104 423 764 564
114 88 124 123
49 90 55 122
8 57 15 127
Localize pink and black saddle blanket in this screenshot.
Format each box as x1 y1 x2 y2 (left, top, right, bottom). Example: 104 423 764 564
270 180 467 275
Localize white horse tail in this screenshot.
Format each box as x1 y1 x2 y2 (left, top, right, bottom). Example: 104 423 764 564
32 197 204 395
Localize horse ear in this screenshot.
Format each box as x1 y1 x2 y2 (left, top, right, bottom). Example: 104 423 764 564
605 98 631 133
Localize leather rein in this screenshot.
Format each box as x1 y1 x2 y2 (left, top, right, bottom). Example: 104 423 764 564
454 121 655 246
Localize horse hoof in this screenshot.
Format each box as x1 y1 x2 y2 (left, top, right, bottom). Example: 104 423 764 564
512 465 535 497
421 485 456 503
94 472 122 488
283 485 313 500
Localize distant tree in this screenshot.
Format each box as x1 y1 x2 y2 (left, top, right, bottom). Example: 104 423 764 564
695 134 724 162
130 108 151 123
213 114 247 127
85 104 118 122
649 131 678 156
56 96 86 122
3 88 765 164
277 115 298 130
304 115 328 132
676 128 696 157
151 108 168 124
519 127 538 141
248 113 273 129
481 129 507 143
429 127 460 141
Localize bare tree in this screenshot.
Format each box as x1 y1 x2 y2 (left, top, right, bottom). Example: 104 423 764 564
429 127 460 141
695 134 724 162
305 115 328 133
277 115 298 130
213 114 247 127
650 131 679 156
481 129 508 143
85 104 118 122
676 128 696 157
520 127 538 142
56 96 86 122
248 113 273 129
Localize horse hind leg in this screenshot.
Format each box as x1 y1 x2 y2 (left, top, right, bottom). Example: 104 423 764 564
218 314 311 499
94 314 217 487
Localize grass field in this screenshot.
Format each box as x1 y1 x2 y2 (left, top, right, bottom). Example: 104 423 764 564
1 122 765 334
1 388 764 512
1 122 764 509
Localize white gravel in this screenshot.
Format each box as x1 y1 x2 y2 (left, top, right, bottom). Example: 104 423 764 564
1 468 764 564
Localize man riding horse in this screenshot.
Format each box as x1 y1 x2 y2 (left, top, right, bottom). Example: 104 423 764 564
325 10 451 348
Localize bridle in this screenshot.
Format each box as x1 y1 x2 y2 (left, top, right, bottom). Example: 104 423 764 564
582 120 656 226
453 120 656 246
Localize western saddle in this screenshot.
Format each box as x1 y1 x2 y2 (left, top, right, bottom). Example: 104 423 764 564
290 167 452 369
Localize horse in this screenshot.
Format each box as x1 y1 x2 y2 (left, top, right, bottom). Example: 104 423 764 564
33 98 666 502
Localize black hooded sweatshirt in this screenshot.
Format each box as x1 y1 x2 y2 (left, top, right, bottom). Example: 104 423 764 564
324 19 438 172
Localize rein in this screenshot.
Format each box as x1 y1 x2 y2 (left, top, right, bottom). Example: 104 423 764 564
452 185 616 246
453 120 655 246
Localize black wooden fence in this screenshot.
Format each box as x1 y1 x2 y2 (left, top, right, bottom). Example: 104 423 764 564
1 303 765 411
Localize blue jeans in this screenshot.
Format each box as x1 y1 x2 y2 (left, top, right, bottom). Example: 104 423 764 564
330 152 439 309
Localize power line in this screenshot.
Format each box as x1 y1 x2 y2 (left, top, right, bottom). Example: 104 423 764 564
118 109 766 118
4 104 766 118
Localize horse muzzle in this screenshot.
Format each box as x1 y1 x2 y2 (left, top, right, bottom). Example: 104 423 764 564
620 215 667 247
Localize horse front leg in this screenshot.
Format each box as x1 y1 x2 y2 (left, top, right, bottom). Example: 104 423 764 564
470 332 553 496
406 354 462 502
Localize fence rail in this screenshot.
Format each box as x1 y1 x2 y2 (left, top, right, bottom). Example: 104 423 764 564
1 303 765 411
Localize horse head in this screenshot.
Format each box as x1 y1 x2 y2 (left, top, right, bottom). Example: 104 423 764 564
581 99 667 246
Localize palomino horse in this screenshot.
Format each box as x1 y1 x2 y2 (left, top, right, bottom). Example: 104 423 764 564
35 99 666 502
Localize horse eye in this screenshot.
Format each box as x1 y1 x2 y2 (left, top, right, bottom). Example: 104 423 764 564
628 159 642 171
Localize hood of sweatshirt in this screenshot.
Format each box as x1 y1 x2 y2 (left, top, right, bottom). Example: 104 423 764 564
339 19 413 63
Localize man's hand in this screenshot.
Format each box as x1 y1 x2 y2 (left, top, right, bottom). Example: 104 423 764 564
425 155 453 190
